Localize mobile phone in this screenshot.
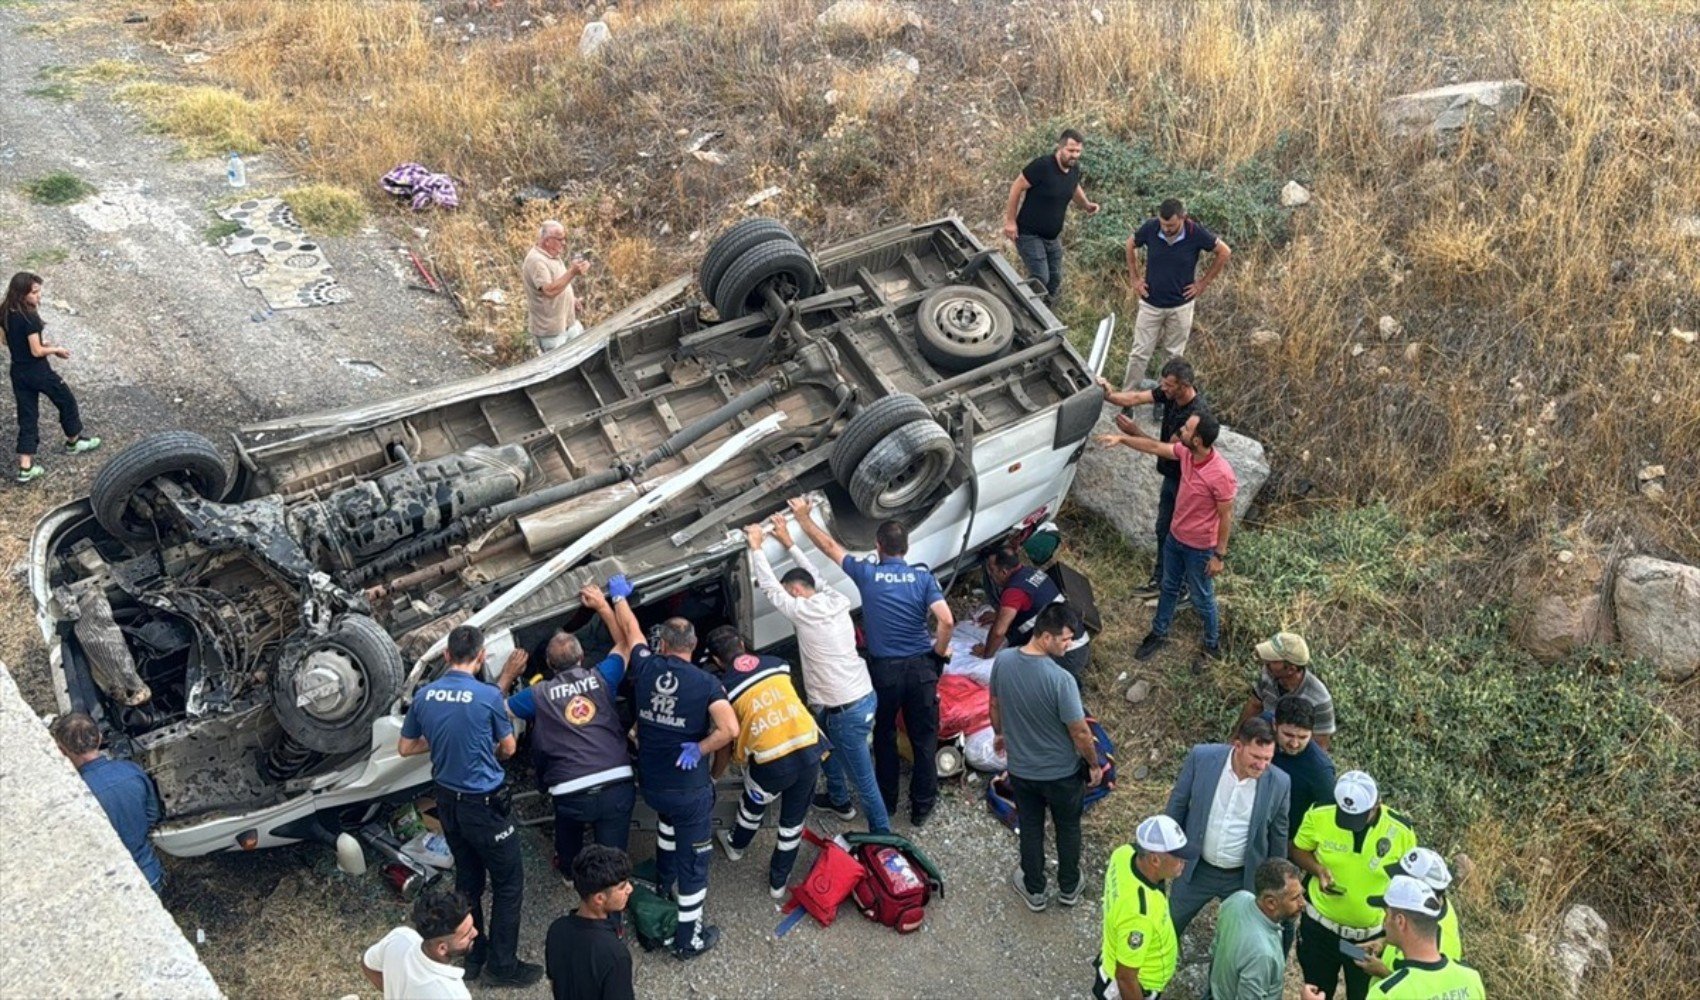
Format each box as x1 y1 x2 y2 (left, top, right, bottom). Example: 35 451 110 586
1320 882 1346 895
1338 940 1368 963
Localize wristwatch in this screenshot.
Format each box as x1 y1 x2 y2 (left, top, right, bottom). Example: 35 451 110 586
1214 550 1228 560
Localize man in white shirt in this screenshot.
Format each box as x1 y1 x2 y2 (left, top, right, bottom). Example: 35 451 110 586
1162 716 1291 937
361 887 477 1000
522 220 590 353
745 513 890 833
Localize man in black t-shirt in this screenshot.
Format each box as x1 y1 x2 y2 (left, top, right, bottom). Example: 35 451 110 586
546 845 635 1000
1002 128 1100 301
1097 357 1211 599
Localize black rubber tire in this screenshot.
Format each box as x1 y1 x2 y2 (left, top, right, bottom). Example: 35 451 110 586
847 418 955 519
91 431 231 544
829 393 935 486
699 218 797 307
713 239 821 320
271 614 405 755
915 284 1016 373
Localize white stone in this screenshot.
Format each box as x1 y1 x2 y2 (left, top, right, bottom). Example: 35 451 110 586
1249 329 1281 347
1382 80 1529 140
1072 410 1270 552
885 48 921 76
1638 464 1666 481
1350 343 1366 357
1551 904 1612 999
1378 315 1401 338
1671 327 1696 344
1673 215 1700 240
578 20 612 58
479 287 507 305
817 0 922 38
1090 7 1105 25
1280 180 1311 206
1614 556 1700 681
1125 679 1151 704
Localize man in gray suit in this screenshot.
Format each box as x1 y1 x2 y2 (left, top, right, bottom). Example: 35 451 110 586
1163 715 1291 937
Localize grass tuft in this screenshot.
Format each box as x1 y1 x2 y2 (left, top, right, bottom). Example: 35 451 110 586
19 247 69 269
203 218 242 244
117 82 268 157
22 171 96 205
25 82 77 101
280 184 365 237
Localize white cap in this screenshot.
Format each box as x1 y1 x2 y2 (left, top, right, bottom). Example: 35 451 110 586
1369 874 1444 917
1388 847 1453 891
1334 770 1379 830
1135 815 1190 855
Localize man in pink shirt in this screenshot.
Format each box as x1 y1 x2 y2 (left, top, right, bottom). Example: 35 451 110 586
1097 412 1237 662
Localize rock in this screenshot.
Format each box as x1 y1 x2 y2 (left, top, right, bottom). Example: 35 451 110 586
1168 959 1211 1000
1674 216 1700 240
743 186 783 208
1350 342 1366 357
1280 180 1311 206
1670 327 1697 344
1382 80 1528 141
1073 410 1270 552
1124 679 1151 704
478 288 507 305
1613 556 1700 681
1551 904 1612 999
578 20 612 58
1090 7 1105 25
1249 329 1281 347
886 48 921 76
1404 342 1422 361
1378 315 1401 339
690 150 728 166
1637 464 1665 481
824 88 841 105
1514 593 1611 664
816 0 921 40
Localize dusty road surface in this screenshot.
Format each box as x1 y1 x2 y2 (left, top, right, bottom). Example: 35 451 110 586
0 5 1183 999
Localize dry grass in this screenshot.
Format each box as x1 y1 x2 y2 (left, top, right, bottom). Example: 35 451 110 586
116 82 271 156
280 184 364 237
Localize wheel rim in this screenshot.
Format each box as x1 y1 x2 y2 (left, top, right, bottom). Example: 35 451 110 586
291 646 368 722
878 447 950 511
929 295 997 346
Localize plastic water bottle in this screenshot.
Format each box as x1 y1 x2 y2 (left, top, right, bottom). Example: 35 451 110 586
227 151 247 188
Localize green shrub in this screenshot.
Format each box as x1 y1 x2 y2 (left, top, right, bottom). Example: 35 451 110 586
23 171 96 205
281 184 365 237
1009 127 1289 272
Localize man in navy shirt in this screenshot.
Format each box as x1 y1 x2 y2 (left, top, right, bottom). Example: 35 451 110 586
501 581 640 878
1124 198 1232 384
791 495 954 826
1263 695 1335 955
1001 128 1101 301
50 712 164 893
628 609 739 958
399 624 542 987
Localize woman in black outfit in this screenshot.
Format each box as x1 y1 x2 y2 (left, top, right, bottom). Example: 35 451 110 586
4 271 100 482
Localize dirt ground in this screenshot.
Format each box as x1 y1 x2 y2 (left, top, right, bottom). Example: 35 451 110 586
0 4 1210 999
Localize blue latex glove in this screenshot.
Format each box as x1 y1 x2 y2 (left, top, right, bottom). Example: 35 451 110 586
675 742 703 770
607 574 634 601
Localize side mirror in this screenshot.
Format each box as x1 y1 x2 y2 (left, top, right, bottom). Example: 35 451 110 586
336 832 367 876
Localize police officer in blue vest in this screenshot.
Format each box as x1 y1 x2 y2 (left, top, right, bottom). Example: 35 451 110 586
791 495 955 826
628 594 740 959
500 581 640 877
398 624 543 988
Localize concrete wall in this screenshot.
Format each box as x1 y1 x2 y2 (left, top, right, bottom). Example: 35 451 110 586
0 662 222 999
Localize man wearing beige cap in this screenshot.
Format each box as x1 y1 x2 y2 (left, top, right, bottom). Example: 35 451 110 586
1237 632 1335 750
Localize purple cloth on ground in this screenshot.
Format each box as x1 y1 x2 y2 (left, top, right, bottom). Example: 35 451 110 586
381 162 459 211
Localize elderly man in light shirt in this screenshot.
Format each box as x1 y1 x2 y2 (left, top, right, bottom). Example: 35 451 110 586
522 220 590 353
745 513 890 833
1163 715 1291 938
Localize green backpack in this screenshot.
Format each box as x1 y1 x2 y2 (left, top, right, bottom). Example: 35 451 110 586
628 860 678 952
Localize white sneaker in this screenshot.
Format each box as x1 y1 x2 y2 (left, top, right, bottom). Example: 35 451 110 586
769 883 788 901
715 829 745 862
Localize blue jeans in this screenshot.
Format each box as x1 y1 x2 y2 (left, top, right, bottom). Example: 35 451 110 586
814 691 890 832
1151 474 1180 583
1015 233 1064 299
1150 534 1220 648
641 782 715 953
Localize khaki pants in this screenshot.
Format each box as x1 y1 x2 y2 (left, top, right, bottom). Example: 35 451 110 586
1124 300 1195 386
534 319 585 354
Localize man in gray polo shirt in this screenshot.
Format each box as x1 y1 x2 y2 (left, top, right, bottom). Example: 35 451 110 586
1237 631 1336 750
989 603 1103 912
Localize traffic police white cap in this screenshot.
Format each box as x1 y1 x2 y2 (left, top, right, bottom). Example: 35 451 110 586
1135 814 1192 857
1387 847 1453 891
1334 769 1379 831
1369 874 1444 917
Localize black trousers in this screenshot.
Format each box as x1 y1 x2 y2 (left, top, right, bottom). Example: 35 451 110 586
1298 911 1379 1000
1011 769 1085 896
1150 474 1180 583
552 779 635 870
11 368 81 456
870 654 940 818
437 787 525 974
